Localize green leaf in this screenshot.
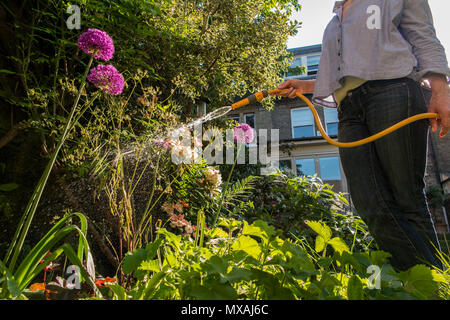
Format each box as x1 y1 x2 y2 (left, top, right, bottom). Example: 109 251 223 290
145 238 163 260
122 248 147 274
202 256 228 275
0 260 21 298
231 235 262 259
328 237 350 254
209 227 228 238
305 220 332 242
369 251 392 266
157 228 181 250
280 241 316 273
189 281 238 300
252 269 295 300
222 268 254 283
397 264 438 299
347 275 364 300
139 260 160 273
106 283 128 300
0 183 19 192
315 235 326 253
242 220 275 244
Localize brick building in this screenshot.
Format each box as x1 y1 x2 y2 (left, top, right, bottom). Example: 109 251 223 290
228 44 450 233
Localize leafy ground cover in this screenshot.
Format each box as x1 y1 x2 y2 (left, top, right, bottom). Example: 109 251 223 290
0 1 449 300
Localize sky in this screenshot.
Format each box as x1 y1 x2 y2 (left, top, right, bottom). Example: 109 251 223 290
287 0 450 56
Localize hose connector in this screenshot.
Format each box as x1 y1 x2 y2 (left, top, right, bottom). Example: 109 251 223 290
231 90 269 109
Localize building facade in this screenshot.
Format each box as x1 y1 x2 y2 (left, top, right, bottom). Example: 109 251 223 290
227 44 450 233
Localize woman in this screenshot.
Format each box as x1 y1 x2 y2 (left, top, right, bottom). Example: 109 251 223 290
276 0 450 271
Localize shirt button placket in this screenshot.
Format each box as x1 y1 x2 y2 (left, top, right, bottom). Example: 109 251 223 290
338 19 343 73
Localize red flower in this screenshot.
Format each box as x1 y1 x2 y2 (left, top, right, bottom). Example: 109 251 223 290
95 276 116 288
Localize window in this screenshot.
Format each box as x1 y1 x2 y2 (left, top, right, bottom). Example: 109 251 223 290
244 113 255 129
319 157 341 180
229 114 240 122
296 158 316 177
324 108 338 136
244 113 256 144
291 108 315 138
307 55 321 76
277 160 292 173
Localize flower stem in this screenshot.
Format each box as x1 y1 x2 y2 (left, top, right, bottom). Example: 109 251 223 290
212 142 244 227
5 56 95 271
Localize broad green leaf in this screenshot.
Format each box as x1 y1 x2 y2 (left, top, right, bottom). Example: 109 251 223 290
222 268 254 283
141 269 168 300
280 241 316 273
369 251 392 266
347 275 364 300
242 220 275 244
208 227 228 238
122 248 147 274
397 264 438 299
251 269 295 300
315 235 326 253
231 235 262 260
157 228 181 250
202 256 228 275
139 260 160 273
106 283 128 300
305 220 332 242
163 252 178 268
337 251 365 274
145 238 163 260
189 281 238 300
328 237 350 254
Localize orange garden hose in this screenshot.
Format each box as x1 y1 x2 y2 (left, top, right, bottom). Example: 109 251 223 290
231 89 440 148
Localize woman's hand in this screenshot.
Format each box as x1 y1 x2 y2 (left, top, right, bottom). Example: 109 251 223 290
429 93 450 137
274 79 315 98
427 74 450 138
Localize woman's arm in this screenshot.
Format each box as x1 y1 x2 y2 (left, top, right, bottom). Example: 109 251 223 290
274 79 316 98
427 73 449 137
399 0 450 137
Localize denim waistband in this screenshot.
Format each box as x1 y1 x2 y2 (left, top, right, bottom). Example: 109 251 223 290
342 77 412 105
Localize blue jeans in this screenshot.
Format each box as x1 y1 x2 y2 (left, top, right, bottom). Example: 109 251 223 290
338 77 442 271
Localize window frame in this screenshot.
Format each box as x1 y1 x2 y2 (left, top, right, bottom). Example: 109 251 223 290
324 107 339 136
306 54 321 76
291 107 316 139
243 113 257 146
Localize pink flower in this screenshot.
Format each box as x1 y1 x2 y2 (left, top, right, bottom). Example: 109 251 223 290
170 214 187 228
234 123 255 144
154 140 170 150
162 202 175 215
78 28 114 61
87 65 124 95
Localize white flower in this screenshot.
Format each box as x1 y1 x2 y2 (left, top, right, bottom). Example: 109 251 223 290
204 167 222 188
185 223 194 234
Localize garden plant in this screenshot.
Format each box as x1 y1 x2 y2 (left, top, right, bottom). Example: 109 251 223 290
0 0 449 301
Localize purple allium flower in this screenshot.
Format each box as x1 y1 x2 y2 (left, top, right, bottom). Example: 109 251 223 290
87 65 124 95
234 123 255 144
78 28 115 61
154 140 170 150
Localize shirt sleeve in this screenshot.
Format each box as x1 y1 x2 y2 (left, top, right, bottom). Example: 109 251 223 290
399 0 450 81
